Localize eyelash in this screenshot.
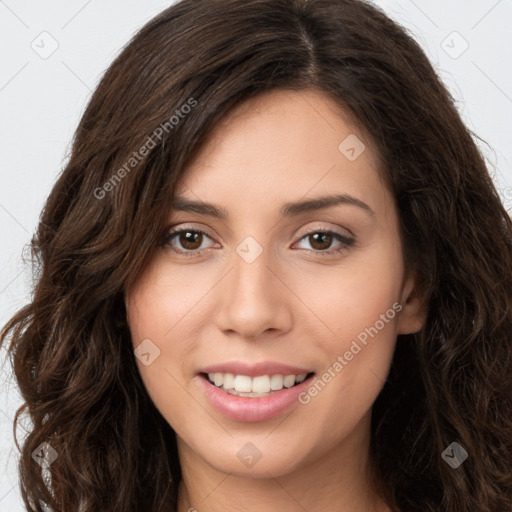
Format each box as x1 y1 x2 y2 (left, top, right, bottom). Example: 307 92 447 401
161 227 355 258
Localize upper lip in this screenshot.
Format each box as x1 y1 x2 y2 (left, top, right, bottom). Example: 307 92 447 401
199 361 314 377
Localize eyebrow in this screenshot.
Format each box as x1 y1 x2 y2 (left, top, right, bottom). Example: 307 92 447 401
170 193 375 218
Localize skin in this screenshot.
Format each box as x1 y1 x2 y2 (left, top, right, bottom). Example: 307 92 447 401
125 89 426 512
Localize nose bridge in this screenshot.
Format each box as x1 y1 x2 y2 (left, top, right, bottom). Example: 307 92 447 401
214 237 291 338
229 237 275 308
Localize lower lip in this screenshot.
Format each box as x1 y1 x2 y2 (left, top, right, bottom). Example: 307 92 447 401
197 374 314 423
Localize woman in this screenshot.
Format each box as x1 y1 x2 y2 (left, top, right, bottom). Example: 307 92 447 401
2 0 511 511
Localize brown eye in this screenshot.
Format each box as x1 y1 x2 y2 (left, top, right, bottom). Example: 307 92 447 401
162 228 215 255
295 229 355 255
177 230 203 250
308 232 333 251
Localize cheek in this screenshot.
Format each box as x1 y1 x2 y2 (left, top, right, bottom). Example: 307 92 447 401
127 256 223 368
287 240 403 345
290 240 402 410
127 260 205 339
125 263 205 423
300 264 400 394
291 268 401 456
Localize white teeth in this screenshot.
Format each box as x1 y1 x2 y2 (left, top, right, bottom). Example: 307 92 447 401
252 375 270 393
234 375 252 393
283 375 296 388
270 374 283 390
213 372 223 387
206 372 311 394
223 373 235 389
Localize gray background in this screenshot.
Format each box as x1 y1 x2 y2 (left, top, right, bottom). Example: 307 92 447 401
1 0 511 509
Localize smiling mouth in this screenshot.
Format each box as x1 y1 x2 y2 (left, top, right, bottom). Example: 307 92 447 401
200 371 316 397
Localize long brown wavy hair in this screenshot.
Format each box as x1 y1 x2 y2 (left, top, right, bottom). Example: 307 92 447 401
2 0 512 510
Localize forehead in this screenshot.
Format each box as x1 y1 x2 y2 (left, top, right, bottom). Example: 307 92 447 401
174 89 390 217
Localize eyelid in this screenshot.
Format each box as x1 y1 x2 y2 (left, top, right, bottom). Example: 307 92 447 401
166 223 216 239
293 221 355 240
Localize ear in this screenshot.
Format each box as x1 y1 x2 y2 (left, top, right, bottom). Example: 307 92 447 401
397 270 427 334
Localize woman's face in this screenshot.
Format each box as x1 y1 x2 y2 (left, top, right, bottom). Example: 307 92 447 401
125 89 424 479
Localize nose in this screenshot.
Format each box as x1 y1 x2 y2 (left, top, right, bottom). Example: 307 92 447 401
213 245 293 341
